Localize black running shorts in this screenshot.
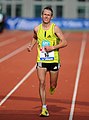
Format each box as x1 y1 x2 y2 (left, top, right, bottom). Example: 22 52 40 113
37 62 60 71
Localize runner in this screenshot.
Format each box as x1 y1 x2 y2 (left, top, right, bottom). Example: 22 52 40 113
27 6 67 117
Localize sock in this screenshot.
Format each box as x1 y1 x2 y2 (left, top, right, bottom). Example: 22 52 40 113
42 105 47 109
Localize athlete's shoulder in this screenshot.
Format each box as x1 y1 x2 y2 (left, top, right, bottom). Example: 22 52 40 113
51 22 59 30
34 23 42 33
54 24 62 33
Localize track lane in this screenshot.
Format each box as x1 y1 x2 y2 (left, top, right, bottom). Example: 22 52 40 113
73 32 89 120
69 33 87 120
0 31 32 58
0 47 37 96
0 31 88 120
0 30 24 42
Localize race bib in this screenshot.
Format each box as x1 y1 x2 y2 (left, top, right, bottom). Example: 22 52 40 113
40 40 54 60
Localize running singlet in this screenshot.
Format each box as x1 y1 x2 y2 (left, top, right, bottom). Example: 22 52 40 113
37 23 60 63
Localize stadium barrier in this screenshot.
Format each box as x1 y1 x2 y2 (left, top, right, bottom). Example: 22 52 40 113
5 18 89 30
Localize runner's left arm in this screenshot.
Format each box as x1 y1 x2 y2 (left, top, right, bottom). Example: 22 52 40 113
44 25 67 52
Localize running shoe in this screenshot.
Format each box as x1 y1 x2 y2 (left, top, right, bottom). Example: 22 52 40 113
50 87 55 95
40 108 49 117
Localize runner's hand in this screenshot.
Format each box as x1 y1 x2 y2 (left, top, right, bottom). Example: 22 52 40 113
27 44 32 52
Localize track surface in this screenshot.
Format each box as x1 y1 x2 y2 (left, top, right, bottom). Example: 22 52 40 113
0 30 89 120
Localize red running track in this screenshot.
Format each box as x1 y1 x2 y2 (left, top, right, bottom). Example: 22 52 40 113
0 30 89 120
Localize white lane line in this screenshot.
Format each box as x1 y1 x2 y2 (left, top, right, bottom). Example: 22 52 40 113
0 38 17 47
0 43 29 63
0 30 17 39
0 32 30 47
69 33 87 120
0 64 36 106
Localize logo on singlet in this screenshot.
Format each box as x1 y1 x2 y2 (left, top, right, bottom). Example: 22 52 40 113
42 40 50 47
47 35 51 38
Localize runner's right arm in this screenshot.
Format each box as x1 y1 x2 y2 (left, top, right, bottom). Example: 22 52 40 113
27 27 38 52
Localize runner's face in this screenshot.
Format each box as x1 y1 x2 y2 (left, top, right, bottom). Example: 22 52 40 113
42 9 52 24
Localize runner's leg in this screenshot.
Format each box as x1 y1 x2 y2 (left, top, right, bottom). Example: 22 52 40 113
37 67 47 105
49 70 59 90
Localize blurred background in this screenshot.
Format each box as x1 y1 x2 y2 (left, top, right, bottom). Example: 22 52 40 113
0 0 89 31
0 0 89 19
